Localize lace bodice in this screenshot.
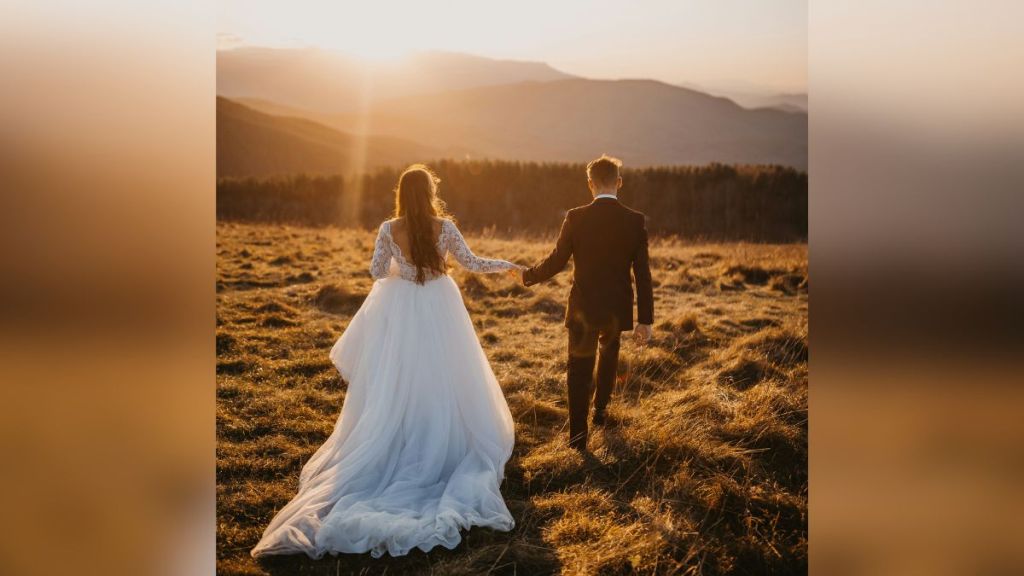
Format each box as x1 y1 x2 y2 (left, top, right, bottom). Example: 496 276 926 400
370 219 519 281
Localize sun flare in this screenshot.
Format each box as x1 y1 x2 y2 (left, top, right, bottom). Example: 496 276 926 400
218 0 807 93
342 43 411 63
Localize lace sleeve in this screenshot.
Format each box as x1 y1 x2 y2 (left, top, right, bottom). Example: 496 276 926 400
369 222 393 279
441 220 519 273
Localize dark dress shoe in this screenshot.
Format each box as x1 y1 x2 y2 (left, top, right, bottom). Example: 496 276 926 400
592 411 607 426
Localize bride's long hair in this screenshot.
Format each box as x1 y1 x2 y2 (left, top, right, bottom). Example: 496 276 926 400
393 164 450 284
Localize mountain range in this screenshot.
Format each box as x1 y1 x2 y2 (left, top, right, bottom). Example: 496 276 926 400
217 97 444 178
217 47 807 177
218 48 574 114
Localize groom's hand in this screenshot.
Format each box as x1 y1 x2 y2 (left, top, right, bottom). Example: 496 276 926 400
633 324 653 346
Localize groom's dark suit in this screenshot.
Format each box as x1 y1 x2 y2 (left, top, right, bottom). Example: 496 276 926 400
523 196 654 450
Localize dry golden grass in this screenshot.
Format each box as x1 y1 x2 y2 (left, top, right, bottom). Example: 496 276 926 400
216 222 808 575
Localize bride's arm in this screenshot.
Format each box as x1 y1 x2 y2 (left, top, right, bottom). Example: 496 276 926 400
369 223 393 279
442 220 521 273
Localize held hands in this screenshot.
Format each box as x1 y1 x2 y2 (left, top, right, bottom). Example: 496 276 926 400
633 324 653 346
505 264 527 283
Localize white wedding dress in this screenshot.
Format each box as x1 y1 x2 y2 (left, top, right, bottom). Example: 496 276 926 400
251 218 518 559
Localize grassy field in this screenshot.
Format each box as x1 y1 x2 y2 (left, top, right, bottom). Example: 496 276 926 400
216 222 808 575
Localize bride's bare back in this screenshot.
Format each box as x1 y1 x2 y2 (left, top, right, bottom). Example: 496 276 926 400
370 218 521 282
387 217 445 257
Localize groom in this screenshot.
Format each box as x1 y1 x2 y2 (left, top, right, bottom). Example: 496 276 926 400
520 155 654 451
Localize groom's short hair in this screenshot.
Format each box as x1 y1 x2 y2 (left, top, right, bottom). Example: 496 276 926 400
587 154 622 187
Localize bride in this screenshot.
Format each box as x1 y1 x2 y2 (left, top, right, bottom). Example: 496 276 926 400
251 164 523 560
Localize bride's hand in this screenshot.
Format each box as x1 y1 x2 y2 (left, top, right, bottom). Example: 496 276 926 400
505 265 525 281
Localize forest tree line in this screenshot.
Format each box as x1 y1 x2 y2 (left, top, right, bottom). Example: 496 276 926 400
216 160 807 241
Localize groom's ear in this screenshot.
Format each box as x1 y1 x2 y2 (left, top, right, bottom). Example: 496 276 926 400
616 176 623 190
587 179 596 194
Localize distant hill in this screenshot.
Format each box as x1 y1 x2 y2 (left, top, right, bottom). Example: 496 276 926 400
676 81 808 113
217 47 575 114
219 49 807 170
732 93 808 113
216 97 446 178
322 79 807 169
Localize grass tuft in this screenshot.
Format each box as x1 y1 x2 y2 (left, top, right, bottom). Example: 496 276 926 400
312 283 365 315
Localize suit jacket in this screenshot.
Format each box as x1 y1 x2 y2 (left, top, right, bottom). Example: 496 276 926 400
523 197 654 332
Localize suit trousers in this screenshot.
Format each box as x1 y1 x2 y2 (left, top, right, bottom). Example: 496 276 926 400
565 319 621 450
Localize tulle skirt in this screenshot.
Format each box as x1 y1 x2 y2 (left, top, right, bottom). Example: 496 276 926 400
251 274 516 559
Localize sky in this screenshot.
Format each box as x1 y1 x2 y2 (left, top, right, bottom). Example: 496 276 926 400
218 0 807 96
